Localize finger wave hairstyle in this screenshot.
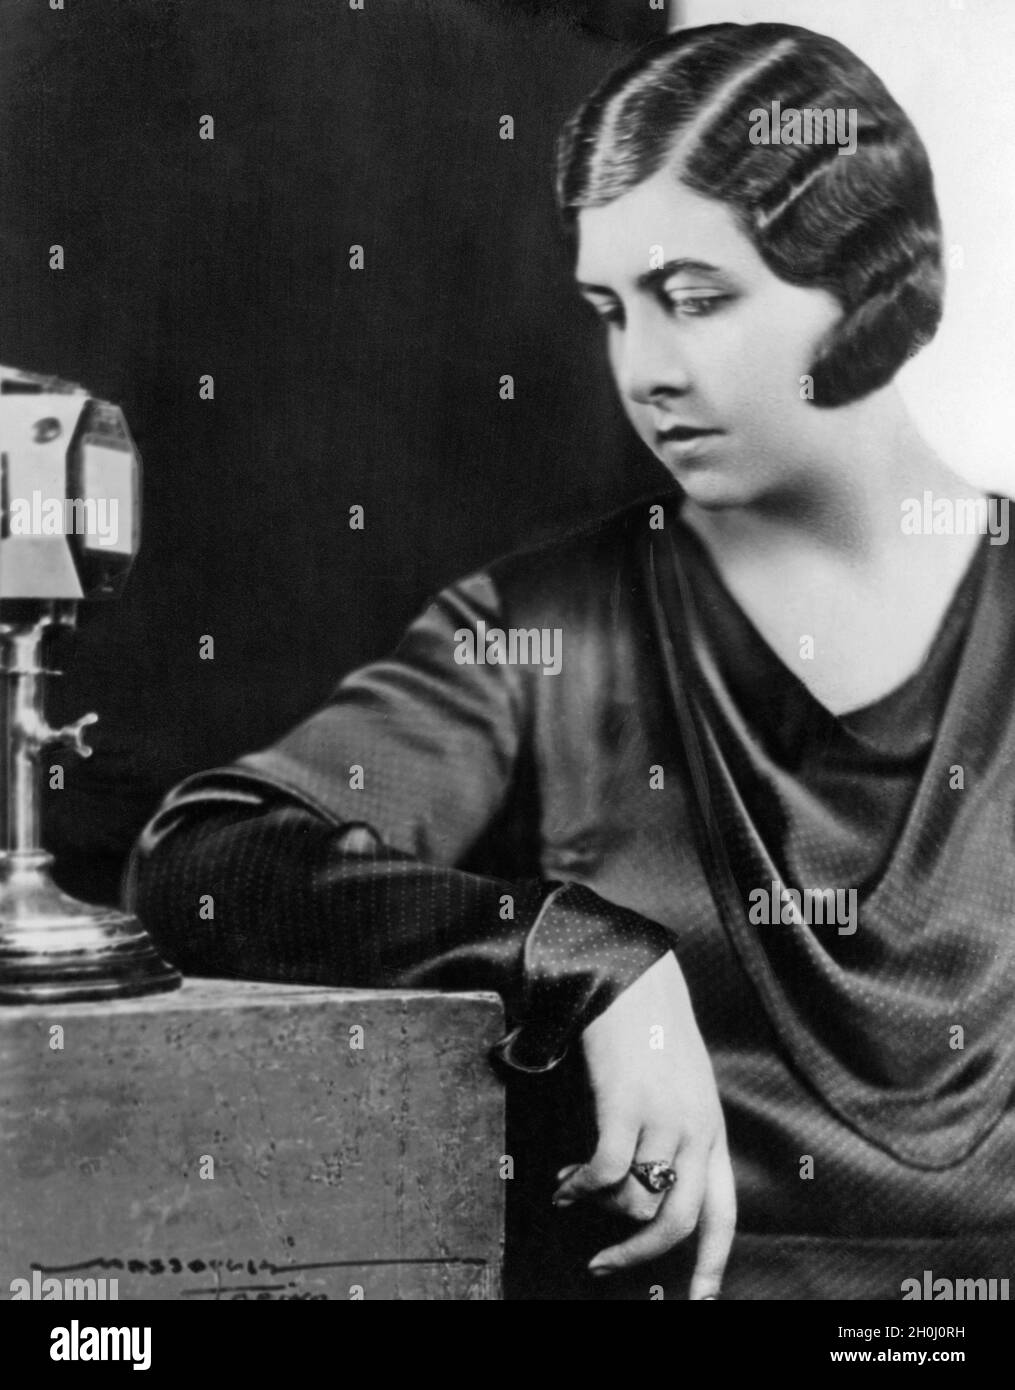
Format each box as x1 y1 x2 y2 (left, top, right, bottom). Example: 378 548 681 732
555 22 944 407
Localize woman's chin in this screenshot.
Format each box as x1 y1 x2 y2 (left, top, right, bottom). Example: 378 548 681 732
665 465 753 512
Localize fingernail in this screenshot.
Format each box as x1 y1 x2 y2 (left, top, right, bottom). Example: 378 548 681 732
701 1294 718 1300
552 1195 573 1208
588 1260 615 1277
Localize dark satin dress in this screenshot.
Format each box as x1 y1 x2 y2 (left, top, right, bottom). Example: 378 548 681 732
128 490 1015 1299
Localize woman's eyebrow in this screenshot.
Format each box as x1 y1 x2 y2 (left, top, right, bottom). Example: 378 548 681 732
576 258 725 295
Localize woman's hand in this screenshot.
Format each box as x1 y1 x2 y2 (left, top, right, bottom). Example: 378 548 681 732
553 951 736 1298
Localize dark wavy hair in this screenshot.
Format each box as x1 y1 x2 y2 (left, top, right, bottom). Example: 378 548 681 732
555 22 944 407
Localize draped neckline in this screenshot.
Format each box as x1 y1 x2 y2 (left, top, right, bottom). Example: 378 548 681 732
642 497 1015 1169
669 499 990 756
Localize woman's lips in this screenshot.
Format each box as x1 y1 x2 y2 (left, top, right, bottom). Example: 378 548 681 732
655 425 725 466
656 424 722 442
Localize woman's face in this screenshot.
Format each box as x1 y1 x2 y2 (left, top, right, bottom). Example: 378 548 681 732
574 167 846 510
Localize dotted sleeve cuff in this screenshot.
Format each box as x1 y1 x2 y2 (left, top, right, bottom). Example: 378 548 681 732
491 880 675 1074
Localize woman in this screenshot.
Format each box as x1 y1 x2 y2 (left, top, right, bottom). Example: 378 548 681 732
128 22 1015 1299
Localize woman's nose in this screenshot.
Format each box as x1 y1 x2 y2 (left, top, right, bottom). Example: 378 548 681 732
613 303 693 404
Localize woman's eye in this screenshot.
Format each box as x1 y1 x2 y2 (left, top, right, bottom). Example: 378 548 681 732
667 293 729 317
588 302 623 325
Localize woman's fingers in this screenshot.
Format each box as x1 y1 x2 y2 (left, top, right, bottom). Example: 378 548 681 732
639 1132 707 1234
552 1122 639 1207
586 1135 711 1274
688 1140 737 1301
555 1118 686 1221
592 1123 682 1221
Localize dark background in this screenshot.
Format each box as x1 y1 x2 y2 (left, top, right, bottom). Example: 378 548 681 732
0 0 670 902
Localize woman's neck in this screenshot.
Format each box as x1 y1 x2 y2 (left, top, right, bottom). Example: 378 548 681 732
681 388 974 568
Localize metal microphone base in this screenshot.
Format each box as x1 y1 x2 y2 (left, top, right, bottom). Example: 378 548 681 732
0 850 180 1004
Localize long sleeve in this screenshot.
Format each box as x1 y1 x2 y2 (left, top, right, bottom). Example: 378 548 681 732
126 568 675 1071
